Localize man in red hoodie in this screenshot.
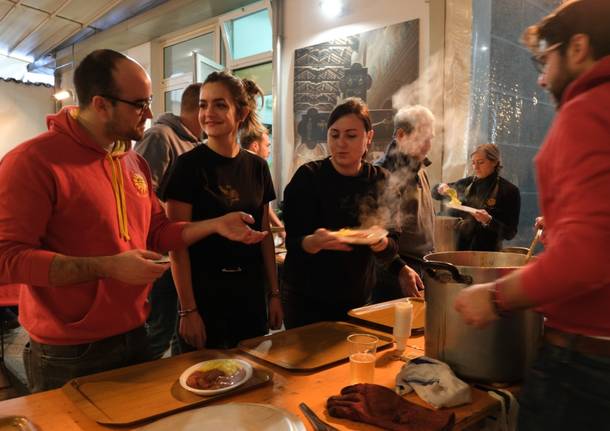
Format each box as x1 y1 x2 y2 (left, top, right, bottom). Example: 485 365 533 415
454 1 610 429
0 49 266 391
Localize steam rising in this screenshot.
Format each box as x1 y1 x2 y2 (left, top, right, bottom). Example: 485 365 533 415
358 53 447 232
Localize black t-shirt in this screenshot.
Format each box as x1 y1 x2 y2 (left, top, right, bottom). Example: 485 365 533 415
164 144 276 270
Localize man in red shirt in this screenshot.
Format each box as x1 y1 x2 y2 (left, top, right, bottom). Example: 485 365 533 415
454 1 610 429
0 49 266 391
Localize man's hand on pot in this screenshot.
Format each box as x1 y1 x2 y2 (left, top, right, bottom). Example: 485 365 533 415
399 265 424 297
454 282 499 328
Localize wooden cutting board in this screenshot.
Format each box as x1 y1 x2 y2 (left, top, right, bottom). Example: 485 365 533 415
348 298 425 331
238 321 393 371
62 350 272 426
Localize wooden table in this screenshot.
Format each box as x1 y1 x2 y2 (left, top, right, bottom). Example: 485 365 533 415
0 334 501 431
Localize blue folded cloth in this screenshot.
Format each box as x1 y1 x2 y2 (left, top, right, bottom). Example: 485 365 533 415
395 356 472 409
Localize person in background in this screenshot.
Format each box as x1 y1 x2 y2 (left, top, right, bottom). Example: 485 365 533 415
455 1 610 429
373 105 436 302
281 98 422 329
432 143 521 251
240 126 285 238
0 49 266 392
165 72 283 350
135 83 202 359
240 126 271 160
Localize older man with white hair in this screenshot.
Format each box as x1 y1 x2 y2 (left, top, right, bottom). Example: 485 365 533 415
373 105 436 302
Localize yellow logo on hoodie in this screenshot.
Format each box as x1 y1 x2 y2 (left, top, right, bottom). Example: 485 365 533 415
132 173 148 196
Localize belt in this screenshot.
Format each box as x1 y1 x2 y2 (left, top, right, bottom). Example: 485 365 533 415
221 266 242 273
543 326 610 358
200 263 260 273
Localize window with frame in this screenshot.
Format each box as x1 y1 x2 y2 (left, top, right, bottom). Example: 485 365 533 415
160 1 273 122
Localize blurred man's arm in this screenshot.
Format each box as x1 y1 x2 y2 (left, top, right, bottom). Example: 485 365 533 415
454 269 536 328
48 250 169 286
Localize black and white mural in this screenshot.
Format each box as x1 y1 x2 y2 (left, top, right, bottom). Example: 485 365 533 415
293 19 420 168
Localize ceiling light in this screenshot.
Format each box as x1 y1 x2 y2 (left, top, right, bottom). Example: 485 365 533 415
53 89 73 101
320 0 343 18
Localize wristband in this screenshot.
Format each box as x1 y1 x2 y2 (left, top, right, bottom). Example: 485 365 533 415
178 307 198 317
268 290 281 298
488 283 510 318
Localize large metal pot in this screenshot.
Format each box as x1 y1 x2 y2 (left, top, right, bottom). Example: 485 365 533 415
423 251 543 383
433 216 460 252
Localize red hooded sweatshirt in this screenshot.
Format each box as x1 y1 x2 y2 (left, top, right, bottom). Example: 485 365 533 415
506 56 610 336
0 107 185 344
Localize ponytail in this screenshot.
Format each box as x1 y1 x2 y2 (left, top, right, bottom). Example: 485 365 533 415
241 78 265 134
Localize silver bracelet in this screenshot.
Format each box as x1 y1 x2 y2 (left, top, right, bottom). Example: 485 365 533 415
178 307 198 317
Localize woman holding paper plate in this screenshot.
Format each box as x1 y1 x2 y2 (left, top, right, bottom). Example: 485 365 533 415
281 98 422 329
432 143 521 251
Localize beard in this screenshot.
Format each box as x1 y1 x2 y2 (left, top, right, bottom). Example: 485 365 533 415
549 56 576 105
106 115 145 142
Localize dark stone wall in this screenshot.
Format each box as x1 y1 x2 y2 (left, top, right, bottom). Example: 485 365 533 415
472 0 561 247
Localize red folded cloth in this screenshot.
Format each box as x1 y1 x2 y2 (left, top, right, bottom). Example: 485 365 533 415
327 383 455 431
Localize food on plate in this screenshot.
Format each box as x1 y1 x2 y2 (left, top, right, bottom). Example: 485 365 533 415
333 228 373 238
185 359 246 390
445 187 462 206
328 227 389 245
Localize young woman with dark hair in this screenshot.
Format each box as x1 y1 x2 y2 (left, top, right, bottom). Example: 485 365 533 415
281 98 417 328
164 71 283 349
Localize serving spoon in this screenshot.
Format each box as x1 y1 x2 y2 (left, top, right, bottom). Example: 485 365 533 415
525 228 543 263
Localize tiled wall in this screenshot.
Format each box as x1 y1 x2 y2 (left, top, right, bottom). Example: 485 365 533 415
471 0 561 246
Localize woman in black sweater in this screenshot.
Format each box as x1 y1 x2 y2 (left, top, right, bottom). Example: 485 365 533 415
432 144 521 251
281 98 420 329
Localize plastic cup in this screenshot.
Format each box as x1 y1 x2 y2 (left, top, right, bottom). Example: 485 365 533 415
347 333 378 384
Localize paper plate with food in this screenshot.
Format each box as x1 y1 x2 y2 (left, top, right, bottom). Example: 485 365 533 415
329 226 389 245
179 359 252 396
446 202 479 215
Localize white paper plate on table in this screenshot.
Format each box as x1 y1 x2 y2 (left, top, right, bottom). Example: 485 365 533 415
136 403 306 431
329 227 389 245
179 359 252 396
446 202 480 215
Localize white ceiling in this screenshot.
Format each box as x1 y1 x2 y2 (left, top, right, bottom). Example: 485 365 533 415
0 0 169 64
0 0 257 76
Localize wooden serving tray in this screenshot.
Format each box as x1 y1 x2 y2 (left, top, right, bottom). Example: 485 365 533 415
62 350 272 426
348 297 425 332
238 321 393 371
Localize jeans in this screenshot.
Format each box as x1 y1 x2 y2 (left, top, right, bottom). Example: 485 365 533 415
146 270 178 359
23 326 153 392
518 341 610 430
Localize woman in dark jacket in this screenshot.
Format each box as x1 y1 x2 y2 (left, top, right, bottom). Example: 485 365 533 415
432 144 521 251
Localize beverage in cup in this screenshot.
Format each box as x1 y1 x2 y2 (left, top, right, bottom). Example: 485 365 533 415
347 333 378 384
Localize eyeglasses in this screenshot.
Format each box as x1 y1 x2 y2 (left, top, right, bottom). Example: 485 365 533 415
530 42 563 74
100 94 153 114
